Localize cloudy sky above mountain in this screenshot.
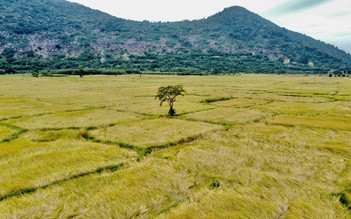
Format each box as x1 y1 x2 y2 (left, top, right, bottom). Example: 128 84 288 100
68 0 351 53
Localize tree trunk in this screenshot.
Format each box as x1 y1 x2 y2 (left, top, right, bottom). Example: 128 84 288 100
168 105 175 116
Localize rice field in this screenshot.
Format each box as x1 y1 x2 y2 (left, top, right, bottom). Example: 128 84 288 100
0 74 351 218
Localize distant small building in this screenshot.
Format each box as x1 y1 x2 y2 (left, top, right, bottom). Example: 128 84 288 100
284 58 290 64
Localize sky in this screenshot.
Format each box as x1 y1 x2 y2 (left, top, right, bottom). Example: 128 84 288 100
67 0 351 54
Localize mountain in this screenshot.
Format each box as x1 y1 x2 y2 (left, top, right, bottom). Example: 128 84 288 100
1 0 350 74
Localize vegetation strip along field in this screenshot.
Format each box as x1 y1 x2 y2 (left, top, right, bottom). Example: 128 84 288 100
0 163 124 202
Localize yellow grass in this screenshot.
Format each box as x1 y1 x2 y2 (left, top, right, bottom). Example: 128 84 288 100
90 118 222 148
184 107 270 125
256 101 351 116
109 95 214 116
7 109 142 130
0 125 16 142
211 97 269 108
0 139 137 197
269 115 351 131
0 74 351 218
0 158 203 218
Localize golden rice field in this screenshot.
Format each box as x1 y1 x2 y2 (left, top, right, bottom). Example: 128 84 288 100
0 74 351 218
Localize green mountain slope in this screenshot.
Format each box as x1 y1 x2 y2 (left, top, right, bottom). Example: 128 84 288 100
0 0 350 74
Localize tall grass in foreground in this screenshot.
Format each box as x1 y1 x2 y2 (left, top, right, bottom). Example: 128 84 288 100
0 159 204 218
0 139 137 197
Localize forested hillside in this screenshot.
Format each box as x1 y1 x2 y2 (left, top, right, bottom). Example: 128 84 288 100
1 0 350 74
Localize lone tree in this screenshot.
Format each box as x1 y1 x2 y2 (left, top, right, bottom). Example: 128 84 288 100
78 65 85 78
155 85 186 116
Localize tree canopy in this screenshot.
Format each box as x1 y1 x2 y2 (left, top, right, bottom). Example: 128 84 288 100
155 85 186 116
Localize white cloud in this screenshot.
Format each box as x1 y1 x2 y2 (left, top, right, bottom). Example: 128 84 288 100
263 0 351 53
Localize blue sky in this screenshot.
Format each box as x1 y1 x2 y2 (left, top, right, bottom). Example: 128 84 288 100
68 0 351 54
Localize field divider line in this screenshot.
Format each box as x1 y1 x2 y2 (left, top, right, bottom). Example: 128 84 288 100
142 127 227 157
0 105 111 122
31 121 127 132
78 114 228 160
208 100 274 110
35 98 113 108
200 96 237 104
83 135 195 161
0 123 28 143
81 134 144 156
179 117 235 127
151 169 243 217
82 127 223 160
0 116 24 122
112 109 159 118
175 107 216 116
0 163 124 202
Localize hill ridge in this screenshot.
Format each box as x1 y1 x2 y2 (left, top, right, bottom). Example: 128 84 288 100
0 0 350 74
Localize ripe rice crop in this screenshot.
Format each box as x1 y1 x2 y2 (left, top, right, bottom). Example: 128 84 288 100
0 74 351 218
